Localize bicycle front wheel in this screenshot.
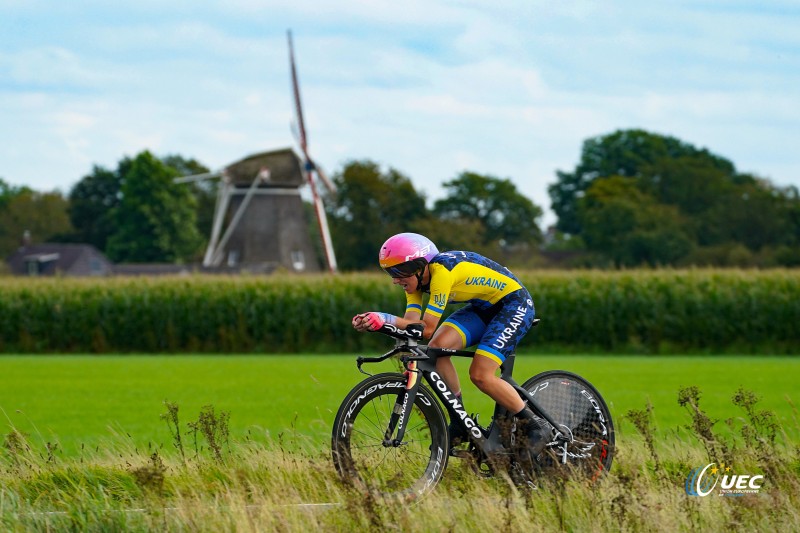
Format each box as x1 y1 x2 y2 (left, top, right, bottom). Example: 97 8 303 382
331 373 448 499
522 370 615 480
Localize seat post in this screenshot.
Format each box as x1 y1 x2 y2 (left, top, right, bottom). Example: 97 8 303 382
500 353 516 379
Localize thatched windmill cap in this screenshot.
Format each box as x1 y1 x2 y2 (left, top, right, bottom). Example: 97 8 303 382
224 148 304 188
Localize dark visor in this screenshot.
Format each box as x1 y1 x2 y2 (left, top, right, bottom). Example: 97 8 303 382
383 261 422 278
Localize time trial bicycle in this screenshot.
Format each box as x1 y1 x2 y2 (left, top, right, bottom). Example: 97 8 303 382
331 320 615 499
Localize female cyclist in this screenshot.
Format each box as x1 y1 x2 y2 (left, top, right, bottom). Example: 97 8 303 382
352 232 547 455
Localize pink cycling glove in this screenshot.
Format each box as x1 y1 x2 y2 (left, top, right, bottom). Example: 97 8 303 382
352 312 397 331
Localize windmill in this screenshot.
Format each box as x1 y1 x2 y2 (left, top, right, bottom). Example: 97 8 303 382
175 31 338 274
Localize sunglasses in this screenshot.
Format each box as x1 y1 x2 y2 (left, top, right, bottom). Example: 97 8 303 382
383 263 422 279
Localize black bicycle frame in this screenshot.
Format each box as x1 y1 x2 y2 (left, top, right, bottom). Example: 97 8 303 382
356 324 563 454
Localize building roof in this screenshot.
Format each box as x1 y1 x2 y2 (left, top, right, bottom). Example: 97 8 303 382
6 243 113 276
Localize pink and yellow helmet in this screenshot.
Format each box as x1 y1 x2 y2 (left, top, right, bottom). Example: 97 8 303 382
379 233 439 278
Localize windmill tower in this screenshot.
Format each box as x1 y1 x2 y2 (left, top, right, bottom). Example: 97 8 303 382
176 31 338 274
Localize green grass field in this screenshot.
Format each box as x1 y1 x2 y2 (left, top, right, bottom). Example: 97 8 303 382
1 353 797 457
2 353 799 532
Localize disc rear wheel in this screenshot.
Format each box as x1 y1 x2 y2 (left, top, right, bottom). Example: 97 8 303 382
521 370 614 480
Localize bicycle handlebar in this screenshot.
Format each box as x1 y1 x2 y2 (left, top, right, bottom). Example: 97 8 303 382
355 324 425 374
356 318 540 373
376 322 424 341
371 318 539 344
356 351 396 372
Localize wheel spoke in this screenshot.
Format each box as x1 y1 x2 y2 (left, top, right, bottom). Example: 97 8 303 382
332 375 447 499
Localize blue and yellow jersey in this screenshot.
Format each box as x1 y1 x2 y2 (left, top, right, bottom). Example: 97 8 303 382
405 251 524 319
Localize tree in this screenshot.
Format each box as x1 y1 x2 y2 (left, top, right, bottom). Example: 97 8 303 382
579 176 693 266
550 128 800 266
106 151 203 263
325 160 428 271
67 154 213 256
67 164 123 251
162 154 214 248
712 175 795 251
433 172 543 247
549 129 734 236
0 178 32 209
785 185 800 247
0 189 74 258
410 216 501 259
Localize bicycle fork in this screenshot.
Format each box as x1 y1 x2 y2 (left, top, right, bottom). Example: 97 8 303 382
383 361 422 447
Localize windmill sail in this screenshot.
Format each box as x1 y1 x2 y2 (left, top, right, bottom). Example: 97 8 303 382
288 30 338 273
173 33 335 275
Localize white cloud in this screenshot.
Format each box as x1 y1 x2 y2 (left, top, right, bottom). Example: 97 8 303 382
0 0 798 221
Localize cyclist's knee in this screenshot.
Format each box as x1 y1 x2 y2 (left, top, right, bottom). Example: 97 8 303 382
469 367 493 392
470 354 500 391
429 326 463 349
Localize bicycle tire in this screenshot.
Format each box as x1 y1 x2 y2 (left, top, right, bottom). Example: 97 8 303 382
331 373 449 499
521 370 615 480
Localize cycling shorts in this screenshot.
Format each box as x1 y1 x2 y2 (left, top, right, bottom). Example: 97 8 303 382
440 289 535 365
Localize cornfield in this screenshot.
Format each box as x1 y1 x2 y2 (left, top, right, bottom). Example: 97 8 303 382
0 270 798 353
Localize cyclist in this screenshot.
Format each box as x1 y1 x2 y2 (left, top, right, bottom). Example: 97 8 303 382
352 232 547 456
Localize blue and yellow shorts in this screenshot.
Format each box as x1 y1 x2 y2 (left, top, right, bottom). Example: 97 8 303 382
441 289 535 365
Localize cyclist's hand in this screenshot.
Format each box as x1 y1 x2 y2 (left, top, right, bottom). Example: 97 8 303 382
352 312 390 332
352 313 373 331
352 313 367 331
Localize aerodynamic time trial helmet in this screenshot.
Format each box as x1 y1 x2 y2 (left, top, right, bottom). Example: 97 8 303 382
379 233 439 278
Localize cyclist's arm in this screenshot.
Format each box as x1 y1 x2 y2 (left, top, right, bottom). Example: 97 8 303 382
393 265 450 338
354 266 451 337
393 311 439 340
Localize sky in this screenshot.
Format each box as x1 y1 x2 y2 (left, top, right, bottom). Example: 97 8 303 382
1 0 799 228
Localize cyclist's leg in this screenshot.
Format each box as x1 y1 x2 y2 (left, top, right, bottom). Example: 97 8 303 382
469 355 525 412
429 326 463 394
471 354 547 456
432 305 487 392
470 292 535 406
434 307 486 447
471 292 546 454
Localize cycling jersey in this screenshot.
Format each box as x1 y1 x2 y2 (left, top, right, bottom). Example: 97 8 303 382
404 251 536 364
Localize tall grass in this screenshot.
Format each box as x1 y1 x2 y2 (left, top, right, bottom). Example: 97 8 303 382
2 388 798 532
0 269 799 354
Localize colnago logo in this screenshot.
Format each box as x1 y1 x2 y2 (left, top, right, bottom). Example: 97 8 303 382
429 371 483 440
685 463 765 497
395 390 411 436
492 306 527 349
